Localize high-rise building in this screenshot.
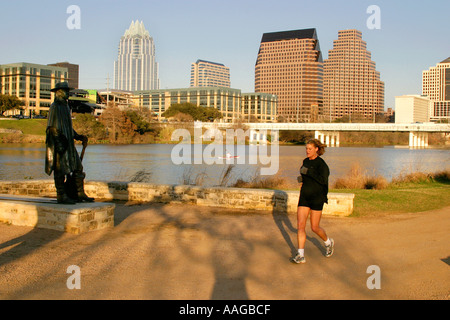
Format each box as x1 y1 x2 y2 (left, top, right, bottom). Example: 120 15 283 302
190 60 230 88
323 29 384 122
114 20 160 91
0 62 68 116
422 57 450 122
255 28 323 123
48 62 79 89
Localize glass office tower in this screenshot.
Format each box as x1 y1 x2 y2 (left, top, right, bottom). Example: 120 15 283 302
114 20 160 91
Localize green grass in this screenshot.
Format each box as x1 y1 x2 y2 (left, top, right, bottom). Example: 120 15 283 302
0 119 47 136
332 181 450 217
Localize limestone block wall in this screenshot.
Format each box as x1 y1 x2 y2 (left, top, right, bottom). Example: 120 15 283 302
0 180 355 216
0 198 115 234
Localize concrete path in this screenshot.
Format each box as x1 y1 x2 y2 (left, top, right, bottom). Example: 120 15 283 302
0 202 448 300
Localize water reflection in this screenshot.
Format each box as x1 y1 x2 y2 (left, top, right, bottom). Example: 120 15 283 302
0 143 448 187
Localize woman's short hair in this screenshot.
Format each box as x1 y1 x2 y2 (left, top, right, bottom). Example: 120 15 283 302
306 139 326 156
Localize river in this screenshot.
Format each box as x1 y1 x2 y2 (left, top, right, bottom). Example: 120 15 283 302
0 143 449 188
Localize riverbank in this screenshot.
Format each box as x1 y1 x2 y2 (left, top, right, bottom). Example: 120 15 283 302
232 173 450 217
1 118 448 147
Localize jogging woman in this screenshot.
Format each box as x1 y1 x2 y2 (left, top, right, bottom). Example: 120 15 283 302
291 139 334 264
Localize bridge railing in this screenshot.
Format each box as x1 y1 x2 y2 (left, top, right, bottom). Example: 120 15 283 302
205 122 450 133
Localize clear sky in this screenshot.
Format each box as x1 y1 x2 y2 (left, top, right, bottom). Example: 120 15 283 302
1 0 449 109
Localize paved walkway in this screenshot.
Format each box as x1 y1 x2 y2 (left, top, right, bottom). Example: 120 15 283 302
0 202 448 300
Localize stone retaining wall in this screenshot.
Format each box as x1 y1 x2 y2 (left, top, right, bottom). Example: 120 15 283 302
0 180 354 216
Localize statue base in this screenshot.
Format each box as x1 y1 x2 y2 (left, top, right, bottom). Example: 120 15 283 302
0 195 114 234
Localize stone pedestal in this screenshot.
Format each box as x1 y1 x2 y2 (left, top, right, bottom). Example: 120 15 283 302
0 195 115 234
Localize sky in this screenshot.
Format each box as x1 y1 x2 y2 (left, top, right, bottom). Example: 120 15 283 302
1 0 449 109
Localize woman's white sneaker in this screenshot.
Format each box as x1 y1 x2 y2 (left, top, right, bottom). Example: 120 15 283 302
325 238 335 257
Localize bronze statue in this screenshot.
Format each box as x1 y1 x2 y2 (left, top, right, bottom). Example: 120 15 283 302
45 82 94 204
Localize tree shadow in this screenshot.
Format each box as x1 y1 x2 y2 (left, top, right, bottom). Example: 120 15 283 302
1 198 389 300
209 219 251 300
147 204 252 300
0 225 63 270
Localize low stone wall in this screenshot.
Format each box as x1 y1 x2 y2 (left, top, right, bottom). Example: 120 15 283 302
0 180 355 216
0 195 115 234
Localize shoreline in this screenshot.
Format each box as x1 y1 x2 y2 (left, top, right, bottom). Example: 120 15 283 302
0 137 449 149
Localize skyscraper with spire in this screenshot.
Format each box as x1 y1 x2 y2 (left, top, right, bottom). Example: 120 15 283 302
114 20 160 91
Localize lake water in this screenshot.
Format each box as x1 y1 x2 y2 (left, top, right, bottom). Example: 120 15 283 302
0 143 449 188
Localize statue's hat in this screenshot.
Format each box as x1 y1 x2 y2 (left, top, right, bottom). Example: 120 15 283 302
50 82 73 92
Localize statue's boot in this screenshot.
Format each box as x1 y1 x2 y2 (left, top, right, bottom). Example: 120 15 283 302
55 175 76 205
74 171 94 202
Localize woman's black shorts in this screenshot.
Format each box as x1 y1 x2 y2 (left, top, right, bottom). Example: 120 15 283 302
298 195 325 211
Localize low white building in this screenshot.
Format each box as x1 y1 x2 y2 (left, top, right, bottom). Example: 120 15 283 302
395 95 430 123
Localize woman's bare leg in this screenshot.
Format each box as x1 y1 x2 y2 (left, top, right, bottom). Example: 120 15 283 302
310 210 328 241
297 206 310 250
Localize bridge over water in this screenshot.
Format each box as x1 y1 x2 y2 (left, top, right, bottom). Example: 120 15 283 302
202 122 450 148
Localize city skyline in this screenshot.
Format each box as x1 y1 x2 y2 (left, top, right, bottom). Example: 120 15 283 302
1 0 449 110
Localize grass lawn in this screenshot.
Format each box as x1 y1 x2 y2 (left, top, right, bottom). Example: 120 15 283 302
332 182 450 217
0 119 47 136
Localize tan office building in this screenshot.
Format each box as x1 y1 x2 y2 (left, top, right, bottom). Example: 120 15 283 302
241 92 278 122
134 87 277 123
422 57 450 122
190 60 231 88
395 95 430 123
134 87 242 122
0 62 69 116
323 29 384 122
255 29 323 123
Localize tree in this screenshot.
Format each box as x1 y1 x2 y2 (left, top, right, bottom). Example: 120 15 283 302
99 105 137 143
125 109 153 134
162 103 223 122
0 94 25 115
72 113 107 141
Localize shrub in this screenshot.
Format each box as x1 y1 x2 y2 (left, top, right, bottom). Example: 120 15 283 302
333 163 388 190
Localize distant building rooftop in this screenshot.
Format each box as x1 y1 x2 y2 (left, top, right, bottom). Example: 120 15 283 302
261 28 317 42
195 59 225 67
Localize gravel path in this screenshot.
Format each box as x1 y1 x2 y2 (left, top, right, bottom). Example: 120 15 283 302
0 202 448 300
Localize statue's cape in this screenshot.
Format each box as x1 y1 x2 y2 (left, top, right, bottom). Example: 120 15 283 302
45 99 79 175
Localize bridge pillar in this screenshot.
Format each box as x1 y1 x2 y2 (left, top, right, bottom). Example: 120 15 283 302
409 132 428 148
315 131 340 147
249 129 268 144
